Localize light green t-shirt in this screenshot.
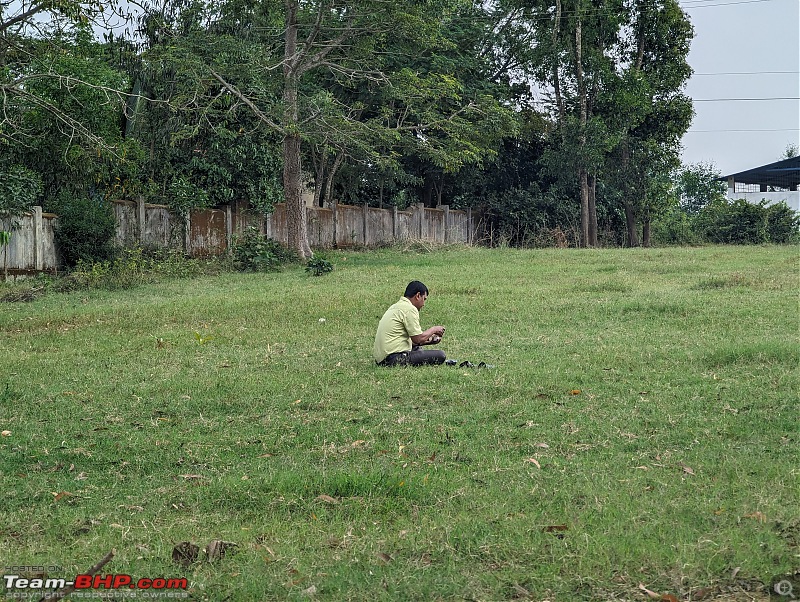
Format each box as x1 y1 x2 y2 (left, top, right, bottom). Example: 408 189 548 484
373 297 423 363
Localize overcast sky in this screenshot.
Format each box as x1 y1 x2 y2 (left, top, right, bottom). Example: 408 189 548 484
680 0 800 175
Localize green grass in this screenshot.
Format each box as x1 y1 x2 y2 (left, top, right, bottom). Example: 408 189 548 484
1 245 798 601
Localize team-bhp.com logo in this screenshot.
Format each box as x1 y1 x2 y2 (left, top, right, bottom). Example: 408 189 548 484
3 573 188 598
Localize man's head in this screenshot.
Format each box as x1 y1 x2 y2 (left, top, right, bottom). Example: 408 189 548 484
404 280 429 310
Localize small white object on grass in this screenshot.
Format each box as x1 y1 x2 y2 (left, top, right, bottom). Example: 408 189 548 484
318 318 326 323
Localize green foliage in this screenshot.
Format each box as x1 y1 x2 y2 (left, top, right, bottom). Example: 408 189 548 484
51 192 118 267
305 254 333 277
653 199 799 246
126 1 286 213
0 0 730 251
167 176 211 217
0 165 43 216
698 199 799 245
764 201 800 243
230 227 297 272
484 185 579 247
4 26 141 201
650 206 702 246
675 162 727 215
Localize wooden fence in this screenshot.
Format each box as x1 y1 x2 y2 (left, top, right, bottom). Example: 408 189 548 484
2 200 478 277
1 208 59 277
268 202 477 248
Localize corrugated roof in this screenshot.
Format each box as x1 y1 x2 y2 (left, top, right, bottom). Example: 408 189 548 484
720 156 800 188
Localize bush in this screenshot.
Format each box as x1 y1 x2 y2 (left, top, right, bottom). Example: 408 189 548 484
698 199 798 245
651 206 702 246
53 247 220 292
0 165 42 217
51 192 118 267
484 186 579 247
765 201 800 243
168 176 211 217
230 227 297 272
306 254 333 277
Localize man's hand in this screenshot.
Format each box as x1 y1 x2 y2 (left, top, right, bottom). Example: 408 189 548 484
427 326 445 345
412 325 445 346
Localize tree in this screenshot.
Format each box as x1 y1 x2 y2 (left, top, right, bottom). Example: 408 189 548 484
675 162 726 215
782 144 799 160
116 0 290 230
379 1 520 208
1 0 129 152
206 0 447 257
5 26 143 202
518 0 629 247
0 165 42 279
499 0 692 248
610 0 693 247
262 0 516 250
137 0 518 257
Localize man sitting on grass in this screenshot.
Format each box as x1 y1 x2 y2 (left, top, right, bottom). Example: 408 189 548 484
373 281 447 367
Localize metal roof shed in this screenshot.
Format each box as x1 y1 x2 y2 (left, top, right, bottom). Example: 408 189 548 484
719 156 800 212
720 156 800 192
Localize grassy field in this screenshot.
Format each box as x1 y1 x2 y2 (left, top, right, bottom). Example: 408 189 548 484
1 245 797 601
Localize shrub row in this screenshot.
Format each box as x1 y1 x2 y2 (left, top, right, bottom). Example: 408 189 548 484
652 199 799 246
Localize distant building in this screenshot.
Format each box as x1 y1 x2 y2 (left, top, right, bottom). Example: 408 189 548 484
720 156 800 212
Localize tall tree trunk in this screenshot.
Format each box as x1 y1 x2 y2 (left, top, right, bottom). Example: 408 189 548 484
423 173 435 207
624 201 639 247
588 173 598 246
283 0 311 258
552 0 565 135
575 11 589 248
642 200 651 247
622 0 647 249
579 170 589 247
620 141 639 247
313 146 326 207
323 152 344 208
283 130 309 256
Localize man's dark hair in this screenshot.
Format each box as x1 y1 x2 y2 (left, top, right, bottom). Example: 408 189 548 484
404 280 428 298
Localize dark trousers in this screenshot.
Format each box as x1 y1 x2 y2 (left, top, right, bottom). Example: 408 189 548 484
378 346 446 367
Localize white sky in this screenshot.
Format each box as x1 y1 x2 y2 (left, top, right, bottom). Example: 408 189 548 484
680 0 800 175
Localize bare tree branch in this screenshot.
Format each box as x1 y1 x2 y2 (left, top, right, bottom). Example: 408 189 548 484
298 13 356 75
0 70 168 155
302 0 328 52
1 84 120 153
0 2 47 35
208 68 284 134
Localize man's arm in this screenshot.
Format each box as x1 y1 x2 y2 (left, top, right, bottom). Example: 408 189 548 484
411 325 445 346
